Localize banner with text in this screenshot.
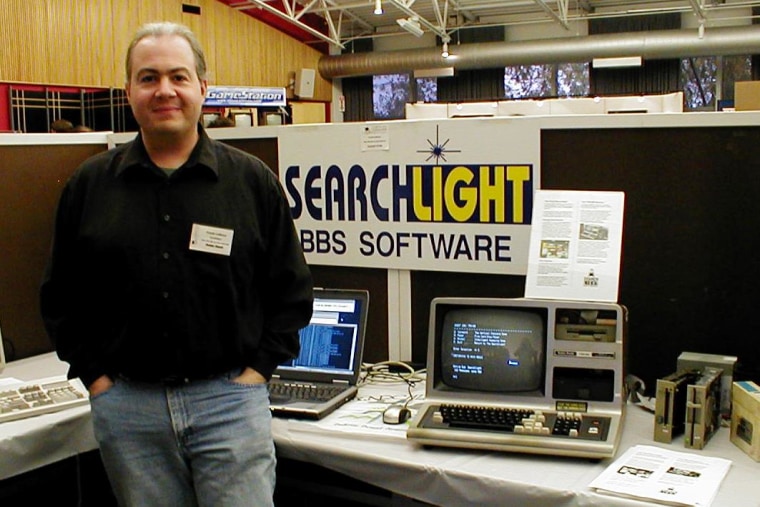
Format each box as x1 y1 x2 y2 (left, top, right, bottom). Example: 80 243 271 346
278 118 542 275
204 86 287 107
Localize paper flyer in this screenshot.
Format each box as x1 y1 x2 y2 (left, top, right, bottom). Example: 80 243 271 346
589 445 731 506
525 190 624 302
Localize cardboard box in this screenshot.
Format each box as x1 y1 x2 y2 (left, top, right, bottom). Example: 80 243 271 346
730 381 760 461
735 81 760 111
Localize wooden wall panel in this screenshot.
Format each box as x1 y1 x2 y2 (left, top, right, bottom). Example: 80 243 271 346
0 0 331 101
81 0 118 85
0 2 49 83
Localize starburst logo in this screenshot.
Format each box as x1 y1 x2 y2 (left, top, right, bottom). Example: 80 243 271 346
417 125 461 164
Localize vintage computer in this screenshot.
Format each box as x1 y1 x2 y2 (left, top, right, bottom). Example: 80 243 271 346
406 297 627 459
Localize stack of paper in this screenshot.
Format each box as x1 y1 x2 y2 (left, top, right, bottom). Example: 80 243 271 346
589 445 731 506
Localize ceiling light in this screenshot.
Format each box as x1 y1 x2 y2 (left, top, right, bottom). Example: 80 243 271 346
441 42 449 58
592 56 642 68
414 67 454 78
374 0 383 15
396 17 424 37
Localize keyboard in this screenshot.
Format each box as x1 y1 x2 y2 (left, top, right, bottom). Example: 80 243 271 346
408 402 623 459
436 403 608 440
438 404 592 438
0 378 89 424
268 382 347 402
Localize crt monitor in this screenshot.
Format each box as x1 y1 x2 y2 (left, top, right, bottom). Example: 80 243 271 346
439 306 546 395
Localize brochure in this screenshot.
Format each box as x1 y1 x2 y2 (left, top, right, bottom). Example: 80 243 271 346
525 190 624 302
589 445 731 506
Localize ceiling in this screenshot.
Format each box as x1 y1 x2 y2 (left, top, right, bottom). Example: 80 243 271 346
219 1 760 52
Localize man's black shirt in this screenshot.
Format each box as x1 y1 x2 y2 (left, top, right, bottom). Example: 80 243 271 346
40 129 314 386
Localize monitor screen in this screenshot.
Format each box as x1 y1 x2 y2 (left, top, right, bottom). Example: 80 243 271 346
438 305 546 394
277 294 364 375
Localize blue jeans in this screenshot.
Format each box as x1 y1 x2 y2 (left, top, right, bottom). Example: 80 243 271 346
90 371 275 507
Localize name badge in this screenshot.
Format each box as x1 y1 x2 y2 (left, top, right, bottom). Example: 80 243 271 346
189 223 234 256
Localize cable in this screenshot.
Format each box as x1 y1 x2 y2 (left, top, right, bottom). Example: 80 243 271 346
361 361 427 414
360 361 426 386
625 374 656 412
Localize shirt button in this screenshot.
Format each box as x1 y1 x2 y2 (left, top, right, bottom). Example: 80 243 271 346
162 291 169 299
162 252 170 260
163 214 171 222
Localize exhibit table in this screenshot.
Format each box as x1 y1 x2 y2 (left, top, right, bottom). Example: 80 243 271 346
272 383 759 507
2 353 757 506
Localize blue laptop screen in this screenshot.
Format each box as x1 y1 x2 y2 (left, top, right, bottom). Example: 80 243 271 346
277 295 365 375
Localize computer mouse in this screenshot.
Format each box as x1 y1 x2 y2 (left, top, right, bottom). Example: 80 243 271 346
383 405 411 425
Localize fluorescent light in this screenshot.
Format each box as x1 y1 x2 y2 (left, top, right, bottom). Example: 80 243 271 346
592 56 642 68
441 42 449 58
414 67 454 78
374 0 383 15
396 17 424 37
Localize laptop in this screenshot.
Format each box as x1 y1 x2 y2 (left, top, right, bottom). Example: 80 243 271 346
269 288 369 419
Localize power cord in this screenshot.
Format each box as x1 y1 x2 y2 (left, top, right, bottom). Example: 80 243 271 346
625 374 656 412
361 361 427 416
360 360 426 386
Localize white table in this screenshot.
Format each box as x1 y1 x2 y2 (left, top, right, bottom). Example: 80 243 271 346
2 354 758 506
272 382 760 507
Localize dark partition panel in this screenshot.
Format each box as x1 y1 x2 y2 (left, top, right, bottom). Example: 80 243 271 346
541 126 760 390
220 137 280 176
0 143 107 360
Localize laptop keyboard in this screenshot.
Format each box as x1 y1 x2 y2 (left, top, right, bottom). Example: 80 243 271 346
269 382 346 402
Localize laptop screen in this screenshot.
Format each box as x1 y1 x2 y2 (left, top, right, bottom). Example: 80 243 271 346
276 289 368 380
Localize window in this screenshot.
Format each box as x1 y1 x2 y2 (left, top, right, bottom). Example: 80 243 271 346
722 55 752 106
416 77 438 102
680 56 718 110
373 74 438 119
680 55 751 110
504 63 590 99
373 74 411 119
557 63 591 97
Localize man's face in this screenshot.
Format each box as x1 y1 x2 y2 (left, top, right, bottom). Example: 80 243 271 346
125 34 207 139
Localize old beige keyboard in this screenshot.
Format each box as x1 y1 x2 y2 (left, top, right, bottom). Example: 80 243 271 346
0 378 89 424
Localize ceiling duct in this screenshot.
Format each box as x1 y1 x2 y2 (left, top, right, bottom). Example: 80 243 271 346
318 25 760 79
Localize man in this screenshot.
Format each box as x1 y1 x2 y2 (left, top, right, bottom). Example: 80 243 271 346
40 22 313 506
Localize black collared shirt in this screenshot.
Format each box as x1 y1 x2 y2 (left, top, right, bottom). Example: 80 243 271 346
40 129 313 386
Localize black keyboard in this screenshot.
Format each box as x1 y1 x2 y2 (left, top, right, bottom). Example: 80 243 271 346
268 382 345 402
438 404 585 437
440 404 534 432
